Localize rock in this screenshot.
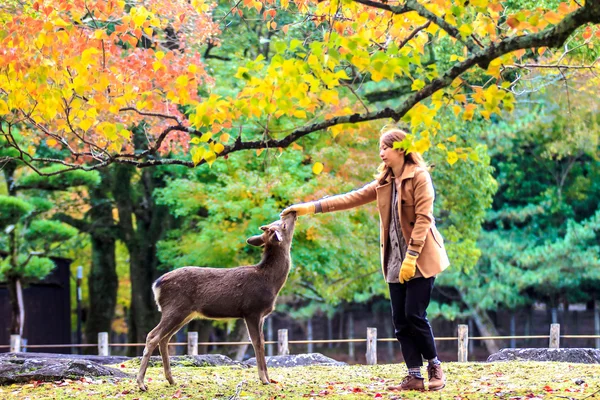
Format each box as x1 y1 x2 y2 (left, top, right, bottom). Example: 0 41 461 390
130 354 242 368
0 356 131 385
0 352 130 366
487 348 600 364
244 353 347 368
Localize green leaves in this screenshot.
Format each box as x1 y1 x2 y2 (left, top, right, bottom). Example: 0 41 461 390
0 195 33 229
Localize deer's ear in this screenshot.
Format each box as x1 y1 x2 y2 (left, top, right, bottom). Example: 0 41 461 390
274 231 283 242
247 235 265 247
259 225 268 231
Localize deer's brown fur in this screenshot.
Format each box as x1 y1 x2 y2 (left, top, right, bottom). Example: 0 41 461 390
136 213 297 391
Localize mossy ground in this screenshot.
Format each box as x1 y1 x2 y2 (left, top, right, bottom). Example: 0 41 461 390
1 361 598 399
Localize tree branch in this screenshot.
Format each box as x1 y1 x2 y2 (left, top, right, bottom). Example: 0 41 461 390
4 2 599 174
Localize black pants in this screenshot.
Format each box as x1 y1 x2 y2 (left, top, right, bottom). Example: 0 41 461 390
389 277 437 368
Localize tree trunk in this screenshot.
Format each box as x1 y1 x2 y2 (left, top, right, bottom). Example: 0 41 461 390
114 166 169 355
469 307 502 354
8 277 24 336
84 170 119 353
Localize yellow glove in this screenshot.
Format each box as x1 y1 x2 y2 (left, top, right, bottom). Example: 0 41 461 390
280 202 316 217
399 253 418 284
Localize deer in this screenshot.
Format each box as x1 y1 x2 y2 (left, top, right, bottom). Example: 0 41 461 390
136 212 297 391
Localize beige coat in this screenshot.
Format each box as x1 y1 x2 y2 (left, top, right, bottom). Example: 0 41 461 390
318 163 450 280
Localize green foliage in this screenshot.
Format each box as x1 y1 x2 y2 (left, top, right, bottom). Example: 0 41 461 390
478 89 600 307
26 196 54 213
24 220 78 248
0 254 55 281
0 195 33 229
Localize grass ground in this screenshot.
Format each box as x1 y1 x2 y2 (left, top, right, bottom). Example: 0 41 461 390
1 361 598 399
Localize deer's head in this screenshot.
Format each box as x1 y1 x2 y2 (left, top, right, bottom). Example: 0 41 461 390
247 212 297 248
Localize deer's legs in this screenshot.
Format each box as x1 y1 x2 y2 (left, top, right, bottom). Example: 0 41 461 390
159 320 189 386
245 315 269 384
137 316 185 391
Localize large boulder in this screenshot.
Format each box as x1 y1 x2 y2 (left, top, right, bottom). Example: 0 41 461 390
244 353 347 368
487 348 600 363
0 355 131 385
0 352 129 366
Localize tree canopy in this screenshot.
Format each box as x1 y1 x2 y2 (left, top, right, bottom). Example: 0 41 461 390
1 0 599 174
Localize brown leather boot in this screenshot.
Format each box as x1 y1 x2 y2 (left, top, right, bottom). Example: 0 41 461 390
387 375 425 391
427 363 445 391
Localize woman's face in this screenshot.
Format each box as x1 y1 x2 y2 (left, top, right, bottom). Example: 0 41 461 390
379 139 404 168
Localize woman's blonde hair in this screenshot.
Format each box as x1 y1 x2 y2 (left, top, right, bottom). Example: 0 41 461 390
375 128 428 184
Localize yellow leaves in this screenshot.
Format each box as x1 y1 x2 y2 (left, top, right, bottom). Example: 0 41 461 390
458 24 473 39
131 6 150 28
0 99 9 115
486 59 503 78
293 110 307 119
94 29 106 40
321 90 339 106
447 151 459 165
312 162 324 175
191 147 204 165
413 136 431 154
462 104 477 121
79 119 93 131
213 143 224 154
235 67 250 80
153 61 164 72
411 79 426 91
97 121 117 141
175 75 188 88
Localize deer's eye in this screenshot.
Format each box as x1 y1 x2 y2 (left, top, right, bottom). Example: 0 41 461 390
282 223 287 230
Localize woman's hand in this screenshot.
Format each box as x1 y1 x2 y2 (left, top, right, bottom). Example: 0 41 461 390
280 202 316 217
399 253 418 284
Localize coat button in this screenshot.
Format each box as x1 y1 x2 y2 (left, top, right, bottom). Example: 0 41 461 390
410 222 415 226
401 200 406 204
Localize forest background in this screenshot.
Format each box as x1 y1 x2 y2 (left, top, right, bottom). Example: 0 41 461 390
0 0 599 360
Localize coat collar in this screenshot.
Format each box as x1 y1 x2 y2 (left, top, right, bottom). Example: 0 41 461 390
380 162 418 185
399 162 417 181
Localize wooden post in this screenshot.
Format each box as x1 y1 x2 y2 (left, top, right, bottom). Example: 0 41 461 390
188 331 198 355
10 335 21 353
594 299 600 349
458 324 468 362
327 315 333 349
266 317 274 357
467 318 474 354
510 314 516 348
348 312 355 361
549 323 560 349
366 327 377 365
278 329 289 355
98 332 109 356
307 318 313 353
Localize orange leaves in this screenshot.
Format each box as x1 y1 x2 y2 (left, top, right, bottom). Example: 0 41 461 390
0 0 219 162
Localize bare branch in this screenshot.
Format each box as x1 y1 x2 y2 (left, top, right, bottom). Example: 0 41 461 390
119 107 182 124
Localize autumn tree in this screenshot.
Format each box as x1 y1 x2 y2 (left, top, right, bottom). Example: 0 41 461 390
0 0 599 173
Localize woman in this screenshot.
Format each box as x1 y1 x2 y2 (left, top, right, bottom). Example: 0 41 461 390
281 128 450 391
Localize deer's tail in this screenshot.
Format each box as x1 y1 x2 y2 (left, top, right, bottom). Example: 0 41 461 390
152 276 163 312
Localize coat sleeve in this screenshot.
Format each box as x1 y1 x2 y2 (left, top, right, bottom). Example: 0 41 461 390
408 169 435 253
319 180 378 213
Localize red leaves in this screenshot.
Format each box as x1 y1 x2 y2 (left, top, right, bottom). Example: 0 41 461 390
172 389 182 398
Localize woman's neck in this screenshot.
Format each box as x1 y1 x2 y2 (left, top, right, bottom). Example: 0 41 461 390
391 159 405 178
